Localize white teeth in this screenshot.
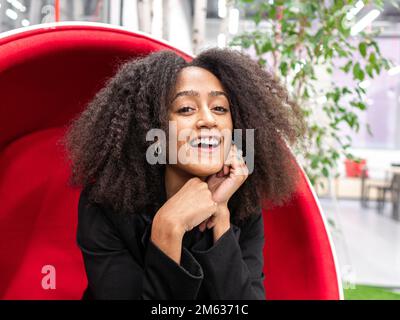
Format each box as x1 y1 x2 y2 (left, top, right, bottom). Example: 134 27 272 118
190 136 220 147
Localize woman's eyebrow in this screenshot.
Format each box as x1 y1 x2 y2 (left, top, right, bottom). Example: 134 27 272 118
171 89 228 102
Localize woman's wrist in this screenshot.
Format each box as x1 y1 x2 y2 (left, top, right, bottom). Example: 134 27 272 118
152 210 185 240
157 207 186 232
212 205 231 243
151 213 184 265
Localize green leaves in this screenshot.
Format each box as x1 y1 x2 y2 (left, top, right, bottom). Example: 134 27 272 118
369 52 377 64
261 40 273 53
365 64 374 77
279 61 288 76
350 101 367 111
342 112 360 132
353 62 365 81
341 61 353 73
231 0 393 187
322 167 329 178
359 42 367 57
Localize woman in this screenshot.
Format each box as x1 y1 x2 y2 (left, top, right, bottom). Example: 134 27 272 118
62 47 305 300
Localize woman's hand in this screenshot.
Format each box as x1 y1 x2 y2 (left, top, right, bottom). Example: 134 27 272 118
153 177 218 236
151 177 219 265
198 143 249 232
208 143 249 204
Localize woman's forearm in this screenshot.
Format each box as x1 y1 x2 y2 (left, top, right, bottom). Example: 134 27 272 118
150 213 184 265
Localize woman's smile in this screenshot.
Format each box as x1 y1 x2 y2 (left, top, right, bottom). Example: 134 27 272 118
188 135 221 153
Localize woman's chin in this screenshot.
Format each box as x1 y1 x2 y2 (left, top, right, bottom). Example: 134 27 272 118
182 162 223 178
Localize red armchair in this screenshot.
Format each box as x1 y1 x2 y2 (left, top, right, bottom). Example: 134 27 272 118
0 22 343 300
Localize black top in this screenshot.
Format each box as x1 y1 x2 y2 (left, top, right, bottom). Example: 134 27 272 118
76 186 266 300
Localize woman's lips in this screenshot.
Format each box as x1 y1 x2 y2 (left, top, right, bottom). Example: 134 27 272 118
190 143 221 153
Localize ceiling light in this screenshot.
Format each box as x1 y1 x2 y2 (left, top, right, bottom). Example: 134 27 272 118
6 9 18 20
218 0 227 18
350 9 380 36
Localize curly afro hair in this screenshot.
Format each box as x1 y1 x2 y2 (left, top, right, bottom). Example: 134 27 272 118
60 47 306 226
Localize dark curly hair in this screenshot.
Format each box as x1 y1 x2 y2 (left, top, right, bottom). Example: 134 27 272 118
60 47 306 226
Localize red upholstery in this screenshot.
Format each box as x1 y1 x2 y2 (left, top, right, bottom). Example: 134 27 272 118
0 22 343 300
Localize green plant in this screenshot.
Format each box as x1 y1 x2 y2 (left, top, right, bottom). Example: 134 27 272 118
230 0 395 187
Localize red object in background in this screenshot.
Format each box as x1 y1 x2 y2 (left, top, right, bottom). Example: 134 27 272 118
0 23 343 300
345 158 368 178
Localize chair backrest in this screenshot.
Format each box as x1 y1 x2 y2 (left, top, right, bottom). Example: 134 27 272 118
0 22 343 300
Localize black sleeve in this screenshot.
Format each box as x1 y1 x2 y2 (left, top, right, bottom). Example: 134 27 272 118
76 192 204 300
190 212 266 300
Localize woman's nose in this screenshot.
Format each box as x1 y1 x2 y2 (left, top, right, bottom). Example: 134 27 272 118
196 107 217 128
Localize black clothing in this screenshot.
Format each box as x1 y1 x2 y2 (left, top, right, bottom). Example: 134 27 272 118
76 186 266 300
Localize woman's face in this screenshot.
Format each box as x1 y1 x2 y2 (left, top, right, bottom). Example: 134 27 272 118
167 66 233 178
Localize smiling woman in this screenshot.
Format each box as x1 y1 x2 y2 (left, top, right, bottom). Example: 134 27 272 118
60 47 306 300
167 66 233 181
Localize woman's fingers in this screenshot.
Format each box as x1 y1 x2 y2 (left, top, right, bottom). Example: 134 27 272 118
198 215 217 231
223 164 230 176
228 144 247 177
217 167 226 178
217 144 236 178
206 215 216 229
198 219 208 232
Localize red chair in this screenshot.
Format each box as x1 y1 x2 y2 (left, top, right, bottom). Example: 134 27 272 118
0 22 343 300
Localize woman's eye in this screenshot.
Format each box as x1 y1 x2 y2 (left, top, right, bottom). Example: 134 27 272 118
177 106 194 113
214 106 229 113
